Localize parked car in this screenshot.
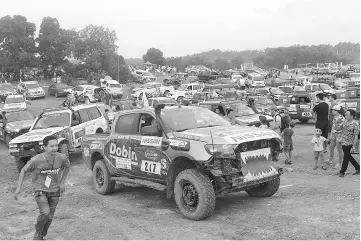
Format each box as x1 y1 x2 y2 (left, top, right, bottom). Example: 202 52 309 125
9 104 108 172
0 83 17 103
132 82 175 99
0 108 36 146
73 85 102 104
3 94 29 111
48 83 74 97
17 81 46 99
100 79 123 98
132 70 157 83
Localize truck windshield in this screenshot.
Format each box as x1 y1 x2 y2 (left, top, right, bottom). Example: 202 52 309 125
162 108 231 132
229 103 256 116
33 112 70 129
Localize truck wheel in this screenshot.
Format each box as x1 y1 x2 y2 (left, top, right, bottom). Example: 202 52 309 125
177 96 183 104
174 169 215 221
245 176 280 197
92 160 115 194
58 143 70 160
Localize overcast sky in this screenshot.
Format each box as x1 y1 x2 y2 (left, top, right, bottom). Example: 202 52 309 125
2 0 360 58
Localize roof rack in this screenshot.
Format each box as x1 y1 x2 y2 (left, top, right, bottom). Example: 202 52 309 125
42 106 71 114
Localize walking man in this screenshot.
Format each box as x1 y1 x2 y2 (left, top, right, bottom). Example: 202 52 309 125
14 136 70 240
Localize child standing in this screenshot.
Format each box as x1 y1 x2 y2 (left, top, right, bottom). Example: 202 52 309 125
281 122 294 165
311 128 327 170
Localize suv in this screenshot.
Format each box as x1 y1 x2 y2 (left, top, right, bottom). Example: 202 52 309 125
0 108 36 146
17 81 46 99
9 104 108 172
73 85 102 104
100 79 124 98
81 104 283 220
172 83 203 103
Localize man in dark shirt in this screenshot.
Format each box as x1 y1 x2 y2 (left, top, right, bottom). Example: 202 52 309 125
313 93 329 139
14 136 70 240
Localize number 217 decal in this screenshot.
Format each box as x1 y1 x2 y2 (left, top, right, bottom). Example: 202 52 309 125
141 160 161 175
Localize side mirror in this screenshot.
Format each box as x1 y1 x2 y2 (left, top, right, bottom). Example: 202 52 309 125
140 126 161 137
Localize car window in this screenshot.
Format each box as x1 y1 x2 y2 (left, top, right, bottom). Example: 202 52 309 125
114 114 139 134
87 107 102 120
78 109 91 123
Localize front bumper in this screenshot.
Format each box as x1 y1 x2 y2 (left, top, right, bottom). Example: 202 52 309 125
230 171 282 191
28 92 46 98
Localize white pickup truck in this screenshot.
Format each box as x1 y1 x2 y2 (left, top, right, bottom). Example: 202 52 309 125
170 83 203 103
131 82 174 99
100 79 123 98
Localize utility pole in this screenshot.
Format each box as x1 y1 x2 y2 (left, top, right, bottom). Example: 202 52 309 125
117 55 119 82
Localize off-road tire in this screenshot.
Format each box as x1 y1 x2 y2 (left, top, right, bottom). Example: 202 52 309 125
174 169 216 221
177 96 183 104
15 158 27 173
245 176 280 197
92 160 115 194
58 143 70 160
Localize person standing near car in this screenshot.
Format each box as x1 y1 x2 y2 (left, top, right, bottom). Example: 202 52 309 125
14 136 70 240
338 109 360 177
312 93 329 152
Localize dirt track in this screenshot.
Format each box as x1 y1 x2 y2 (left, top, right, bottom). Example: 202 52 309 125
0 92 359 240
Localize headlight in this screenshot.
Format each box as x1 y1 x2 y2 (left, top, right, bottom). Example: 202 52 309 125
204 144 237 157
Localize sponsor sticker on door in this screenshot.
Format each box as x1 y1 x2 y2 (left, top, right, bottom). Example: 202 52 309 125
140 136 162 147
115 157 132 170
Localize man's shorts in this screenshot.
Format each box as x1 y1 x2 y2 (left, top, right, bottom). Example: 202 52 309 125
283 143 293 152
315 120 329 139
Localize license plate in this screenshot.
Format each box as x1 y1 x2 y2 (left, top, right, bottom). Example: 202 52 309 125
140 160 161 175
302 112 311 117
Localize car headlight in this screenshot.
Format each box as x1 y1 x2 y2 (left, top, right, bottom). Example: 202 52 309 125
204 144 237 157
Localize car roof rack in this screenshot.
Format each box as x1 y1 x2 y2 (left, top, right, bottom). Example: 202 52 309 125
42 106 71 114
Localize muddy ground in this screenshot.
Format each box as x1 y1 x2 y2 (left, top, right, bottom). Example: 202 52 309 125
0 89 359 240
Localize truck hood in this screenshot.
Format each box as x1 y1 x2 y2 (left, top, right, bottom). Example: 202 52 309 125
173 125 280 144
10 127 66 144
233 114 273 124
6 120 33 131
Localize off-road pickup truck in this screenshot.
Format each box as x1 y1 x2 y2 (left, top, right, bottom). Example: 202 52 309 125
81 104 283 220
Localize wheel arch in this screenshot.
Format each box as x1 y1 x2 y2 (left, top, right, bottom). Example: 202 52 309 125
165 156 201 199
89 151 105 170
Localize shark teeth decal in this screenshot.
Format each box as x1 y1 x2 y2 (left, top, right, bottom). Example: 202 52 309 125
243 165 278 182
241 148 271 164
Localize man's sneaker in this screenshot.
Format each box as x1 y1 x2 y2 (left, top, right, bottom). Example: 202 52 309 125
352 170 360 175
339 173 345 177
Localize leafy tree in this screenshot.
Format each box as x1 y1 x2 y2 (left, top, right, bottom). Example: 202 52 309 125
0 15 37 81
69 24 118 82
37 17 77 78
142 48 165 66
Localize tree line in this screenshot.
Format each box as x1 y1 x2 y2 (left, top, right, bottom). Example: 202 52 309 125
162 43 360 71
0 15 130 83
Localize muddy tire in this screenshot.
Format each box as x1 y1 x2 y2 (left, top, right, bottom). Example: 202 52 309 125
58 143 69 160
15 157 28 173
92 160 115 195
245 176 280 197
174 169 215 221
